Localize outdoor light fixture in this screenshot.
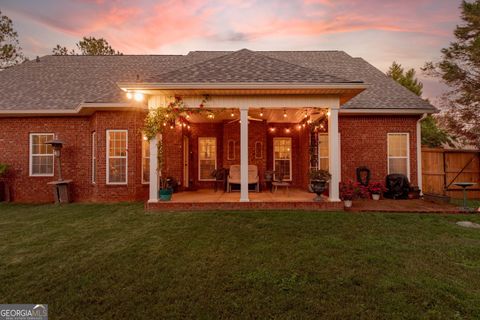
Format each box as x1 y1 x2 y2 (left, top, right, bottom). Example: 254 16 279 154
304 110 308 118
259 108 264 117
134 92 144 102
126 92 133 99
283 109 287 118
269 127 276 132
285 128 291 133
327 111 331 116
230 109 235 117
208 113 214 119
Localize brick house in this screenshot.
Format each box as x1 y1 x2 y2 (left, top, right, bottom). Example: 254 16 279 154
0 49 435 204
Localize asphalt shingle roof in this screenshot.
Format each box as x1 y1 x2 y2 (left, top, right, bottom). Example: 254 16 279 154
0 49 435 111
147 49 357 84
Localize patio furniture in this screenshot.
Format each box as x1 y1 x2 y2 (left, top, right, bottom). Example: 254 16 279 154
211 168 228 192
384 174 410 199
271 171 290 195
227 165 259 192
453 182 476 211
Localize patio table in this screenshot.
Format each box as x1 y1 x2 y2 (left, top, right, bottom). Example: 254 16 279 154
453 182 476 212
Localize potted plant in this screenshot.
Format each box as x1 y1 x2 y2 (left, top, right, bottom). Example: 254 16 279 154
368 182 386 200
340 180 368 208
158 176 173 201
309 169 331 201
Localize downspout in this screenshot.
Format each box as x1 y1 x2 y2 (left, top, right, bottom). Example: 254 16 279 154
417 113 427 195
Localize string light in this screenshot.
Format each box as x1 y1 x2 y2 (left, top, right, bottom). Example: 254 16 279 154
304 110 308 118
187 125 191 129
285 128 291 133
208 113 214 119
260 108 264 117
296 125 302 130
283 109 287 118
230 109 235 117
269 127 276 132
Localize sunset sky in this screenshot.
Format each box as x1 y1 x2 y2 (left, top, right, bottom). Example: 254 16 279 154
1 0 462 104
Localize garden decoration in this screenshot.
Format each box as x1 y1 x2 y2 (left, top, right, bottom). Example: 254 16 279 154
356 166 371 187
309 169 331 201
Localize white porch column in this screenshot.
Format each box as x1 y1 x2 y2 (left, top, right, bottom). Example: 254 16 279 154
240 106 249 202
148 134 159 203
328 108 341 201
417 114 426 194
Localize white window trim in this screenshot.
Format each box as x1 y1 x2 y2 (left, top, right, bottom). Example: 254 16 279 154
91 131 97 184
106 129 128 185
29 133 55 177
141 136 150 184
198 137 217 181
273 137 293 181
387 133 410 180
318 133 329 170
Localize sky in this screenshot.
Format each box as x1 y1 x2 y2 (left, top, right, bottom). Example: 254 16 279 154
0 0 462 104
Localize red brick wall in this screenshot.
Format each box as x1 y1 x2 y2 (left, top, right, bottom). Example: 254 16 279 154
0 111 149 203
0 112 420 203
339 115 420 186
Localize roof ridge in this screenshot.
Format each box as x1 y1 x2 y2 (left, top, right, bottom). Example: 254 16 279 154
151 48 358 83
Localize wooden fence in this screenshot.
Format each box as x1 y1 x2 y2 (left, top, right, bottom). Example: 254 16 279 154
422 147 480 199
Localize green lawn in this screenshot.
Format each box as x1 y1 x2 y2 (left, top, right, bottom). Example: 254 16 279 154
1 203 480 319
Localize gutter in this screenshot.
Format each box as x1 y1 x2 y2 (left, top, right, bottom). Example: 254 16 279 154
116 82 369 91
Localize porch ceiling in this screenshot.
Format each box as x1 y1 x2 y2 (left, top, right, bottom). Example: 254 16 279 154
186 107 327 123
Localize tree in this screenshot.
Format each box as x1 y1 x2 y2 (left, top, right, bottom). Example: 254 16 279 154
386 62 453 148
0 10 24 69
386 61 423 96
52 37 122 55
423 0 480 148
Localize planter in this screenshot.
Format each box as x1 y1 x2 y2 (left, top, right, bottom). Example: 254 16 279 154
344 200 353 208
372 194 380 201
310 180 327 202
158 188 173 201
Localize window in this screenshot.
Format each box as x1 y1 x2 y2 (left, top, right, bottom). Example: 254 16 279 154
91 132 97 183
273 137 292 181
318 133 329 171
388 133 409 178
142 136 150 184
227 140 236 160
106 130 128 184
29 133 55 176
198 137 216 181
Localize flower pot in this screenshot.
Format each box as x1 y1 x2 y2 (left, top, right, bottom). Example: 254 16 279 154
372 194 380 201
310 180 327 202
344 200 352 208
158 188 173 201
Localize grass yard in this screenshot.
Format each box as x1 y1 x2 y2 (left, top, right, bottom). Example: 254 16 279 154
1 203 480 319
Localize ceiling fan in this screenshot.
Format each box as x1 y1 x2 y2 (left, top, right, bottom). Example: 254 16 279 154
227 115 263 124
